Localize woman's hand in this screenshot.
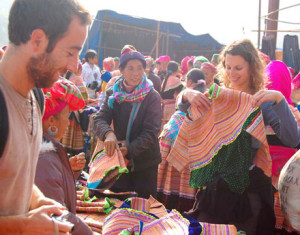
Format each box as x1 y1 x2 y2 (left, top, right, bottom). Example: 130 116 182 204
69 152 86 171
119 147 128 157
183 89 212 110
252 90 284 107
104 131 118 156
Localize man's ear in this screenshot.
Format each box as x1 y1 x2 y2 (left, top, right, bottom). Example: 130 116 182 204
29 29 49 53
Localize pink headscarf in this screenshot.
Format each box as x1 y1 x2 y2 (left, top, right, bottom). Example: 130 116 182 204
265 60 293 105
180 56 190 75
103 57 115 72
156 55 170 63
292 73 300 90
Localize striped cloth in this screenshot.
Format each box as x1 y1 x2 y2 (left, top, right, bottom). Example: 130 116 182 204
77 212 108 234
130 197 150 213
267 104 300 187
200 222 238 235
274 191 296 233
167 84 271 193
61 117 84 152
102 208 157 235
157 136 196 212
161 99 177 125
76 197 115 214
88 149 129 189
120 196 168 218
122 210 190 235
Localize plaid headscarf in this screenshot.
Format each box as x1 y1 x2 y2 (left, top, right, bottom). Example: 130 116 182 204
108 75 153 109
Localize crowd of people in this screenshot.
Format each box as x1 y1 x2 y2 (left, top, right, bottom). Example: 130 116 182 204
1 0 300 234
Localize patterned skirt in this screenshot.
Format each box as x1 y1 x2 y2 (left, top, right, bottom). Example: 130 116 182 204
157 137 196 213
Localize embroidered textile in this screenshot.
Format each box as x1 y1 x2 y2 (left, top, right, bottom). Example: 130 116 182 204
88 149 129 189
108 75 153 109
168 84 270 193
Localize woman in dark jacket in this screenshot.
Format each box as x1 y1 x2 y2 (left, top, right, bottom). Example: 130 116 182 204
94 49 162 199
35 79 94 235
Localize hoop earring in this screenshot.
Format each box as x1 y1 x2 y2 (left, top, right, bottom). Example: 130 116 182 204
47 125 58 136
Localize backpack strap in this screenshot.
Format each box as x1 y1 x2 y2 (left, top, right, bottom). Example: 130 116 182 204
33 87 44 114
0 90 9 157
0 88 44 157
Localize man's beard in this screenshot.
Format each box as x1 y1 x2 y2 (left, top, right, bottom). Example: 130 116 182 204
27 53 66 89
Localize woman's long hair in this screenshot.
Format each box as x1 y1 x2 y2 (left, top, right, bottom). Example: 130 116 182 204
161 61 179 92
218 39 264 92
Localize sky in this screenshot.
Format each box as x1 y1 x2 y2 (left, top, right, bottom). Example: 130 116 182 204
78 0 300 49
1 0 299 49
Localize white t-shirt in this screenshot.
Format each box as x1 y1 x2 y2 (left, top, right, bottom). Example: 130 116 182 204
81 62 101 86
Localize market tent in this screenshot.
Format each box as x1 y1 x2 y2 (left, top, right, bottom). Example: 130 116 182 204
80 10 223 68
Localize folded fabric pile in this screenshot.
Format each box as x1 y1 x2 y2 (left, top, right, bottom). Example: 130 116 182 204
88 149 129 189
102 196 238 235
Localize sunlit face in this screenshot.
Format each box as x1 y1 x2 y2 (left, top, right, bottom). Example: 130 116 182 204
225 54 251 92
201 67 214 85
27 17 87 88
53 106 70 141
121 59 144 87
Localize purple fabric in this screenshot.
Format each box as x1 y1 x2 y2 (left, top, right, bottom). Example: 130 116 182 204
265 60 293 105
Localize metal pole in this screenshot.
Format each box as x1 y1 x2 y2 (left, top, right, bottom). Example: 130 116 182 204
266 0 280 46
258 0 262 49
156 21 160 59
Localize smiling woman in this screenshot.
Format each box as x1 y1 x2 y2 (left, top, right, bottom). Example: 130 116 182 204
94 48 162 199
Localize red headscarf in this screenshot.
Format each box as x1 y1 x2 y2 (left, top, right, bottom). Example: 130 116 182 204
42 78 85 121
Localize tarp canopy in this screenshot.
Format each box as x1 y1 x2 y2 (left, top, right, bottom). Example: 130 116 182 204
80 10 223 69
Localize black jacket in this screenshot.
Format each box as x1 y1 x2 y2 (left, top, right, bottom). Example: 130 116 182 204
94 88 162 171
148 71 162 93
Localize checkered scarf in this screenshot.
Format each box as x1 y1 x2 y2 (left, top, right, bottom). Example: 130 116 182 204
108 75 153 109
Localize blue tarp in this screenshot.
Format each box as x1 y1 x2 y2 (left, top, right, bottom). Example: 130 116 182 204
80 10 223 68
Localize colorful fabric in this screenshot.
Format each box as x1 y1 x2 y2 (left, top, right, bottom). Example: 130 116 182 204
200 62 217 74
211 53 219 65
119 196 168 218
292 73 300 90
108 75 153 109
88 149 129 189
122 210 190 235
168 84 271 193
42 78 85 121
61 117 84 152
120 45 137 56
161 111 186 147
145 56 154 68
265 60 293 105
200 222 238 235
162 75 183 93
103 57 115 72
157 137 196 212
161 99 176 125
181 56 190 75
156 55 170 63
274 191 296 233
193 56 209 68
102 208 157 235
76 197 116 214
